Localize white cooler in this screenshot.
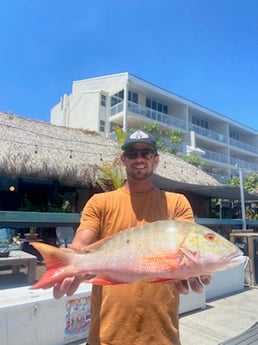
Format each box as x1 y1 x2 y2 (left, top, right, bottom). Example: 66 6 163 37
0 283 92 345
179 288 206 314
205 263 246 300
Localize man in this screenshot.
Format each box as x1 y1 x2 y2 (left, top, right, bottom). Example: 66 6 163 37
54 130 211 345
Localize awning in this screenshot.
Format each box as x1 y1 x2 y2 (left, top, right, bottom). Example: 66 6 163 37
154 174 258 200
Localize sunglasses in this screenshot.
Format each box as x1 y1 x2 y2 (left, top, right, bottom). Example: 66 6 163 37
124 148 156 159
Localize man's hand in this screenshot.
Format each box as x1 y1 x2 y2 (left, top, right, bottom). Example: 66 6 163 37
53 229 99 299
53 276 83 299
175 275 211 294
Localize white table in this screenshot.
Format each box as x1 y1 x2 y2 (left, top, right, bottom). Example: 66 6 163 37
0 250 37 283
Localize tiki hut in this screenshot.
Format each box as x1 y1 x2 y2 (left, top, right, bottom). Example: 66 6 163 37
0 112 222 217
0 112 219 186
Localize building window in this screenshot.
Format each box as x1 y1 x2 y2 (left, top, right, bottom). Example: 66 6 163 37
99 120 105 132
230 130 239 140
146 97 168 114
192 116 208 129
128 91 138 103
101 95 106 107
111 90 124 106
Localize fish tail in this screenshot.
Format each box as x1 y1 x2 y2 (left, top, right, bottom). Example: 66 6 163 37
29 242 74 289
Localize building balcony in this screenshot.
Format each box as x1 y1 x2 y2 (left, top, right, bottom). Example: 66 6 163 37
203 150 229 164
229 138 258 154
190 124 227 143
110 101 229 146
202 150 257 172
230 157 258 171
110 102 258 157
110 101 188 131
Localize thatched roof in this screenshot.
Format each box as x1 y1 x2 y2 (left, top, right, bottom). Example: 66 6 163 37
0 112 220 188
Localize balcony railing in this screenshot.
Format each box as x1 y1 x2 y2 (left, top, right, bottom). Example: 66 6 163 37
110 101 188 130
230 138 257 154
230 157 258 171
190 124 227 143
110 101 258 157
202 150 257 172
110 102 123 116
203 150 229 164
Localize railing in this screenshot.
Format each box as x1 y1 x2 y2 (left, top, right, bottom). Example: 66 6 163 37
196 217 258 228
1 211 257 230
230 157 258 171
110 101 123 116
0 211 81 228
110 101 258 158
230 138 258 154
129 102 188 130
203 149 228 164
110 101 188 130
190 124 227 143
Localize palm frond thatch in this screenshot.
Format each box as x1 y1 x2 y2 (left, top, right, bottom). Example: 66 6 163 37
0 112 220 187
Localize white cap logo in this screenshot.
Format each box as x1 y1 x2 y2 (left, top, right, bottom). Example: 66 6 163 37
130 130 149 139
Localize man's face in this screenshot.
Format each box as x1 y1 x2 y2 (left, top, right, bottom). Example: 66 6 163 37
121 143 159 181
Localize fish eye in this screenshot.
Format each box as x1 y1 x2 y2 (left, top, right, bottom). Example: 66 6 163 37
205 233 216 241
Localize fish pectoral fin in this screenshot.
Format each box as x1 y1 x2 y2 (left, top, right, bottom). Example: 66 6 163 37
179 247 199 264
86 277 121 286
140 253 183 272
147 278 175 283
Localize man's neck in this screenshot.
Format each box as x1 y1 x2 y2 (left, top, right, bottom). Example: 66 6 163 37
123 179 156 193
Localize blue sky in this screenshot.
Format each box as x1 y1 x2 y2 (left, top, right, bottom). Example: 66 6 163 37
0 0 258 130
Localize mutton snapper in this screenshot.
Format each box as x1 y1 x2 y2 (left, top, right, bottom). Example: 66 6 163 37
30 220 246 289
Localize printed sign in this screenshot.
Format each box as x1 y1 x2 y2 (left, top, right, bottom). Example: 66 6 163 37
64 295 91 343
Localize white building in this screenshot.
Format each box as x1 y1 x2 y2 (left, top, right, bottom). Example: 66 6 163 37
50 72 258 183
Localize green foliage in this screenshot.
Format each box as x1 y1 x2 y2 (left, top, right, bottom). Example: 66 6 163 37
227 172 258 192
181 155 205 168
19 195 72 213
244 172 258 192
94 126 126 191
227 176 240 187
96 157 125 191
113 126 127 146
19 197 45 212
133 123 183 154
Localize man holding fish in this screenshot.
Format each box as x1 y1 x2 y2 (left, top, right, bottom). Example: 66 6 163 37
52 129 210 345
32 130 244 345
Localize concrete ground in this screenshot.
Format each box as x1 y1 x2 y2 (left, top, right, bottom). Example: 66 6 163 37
179 286 258 345
72 286 258 345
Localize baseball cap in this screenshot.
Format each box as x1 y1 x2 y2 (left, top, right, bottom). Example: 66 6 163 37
121 130 157 151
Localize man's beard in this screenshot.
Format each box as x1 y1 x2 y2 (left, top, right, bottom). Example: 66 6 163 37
127 169 153 181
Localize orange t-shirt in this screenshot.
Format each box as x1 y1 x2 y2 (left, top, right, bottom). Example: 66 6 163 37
77 187 194 345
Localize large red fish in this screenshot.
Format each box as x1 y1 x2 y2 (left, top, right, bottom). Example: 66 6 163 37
30 220 246 289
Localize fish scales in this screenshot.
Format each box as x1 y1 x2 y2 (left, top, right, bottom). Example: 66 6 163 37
30 220 247 289
82 222 182 276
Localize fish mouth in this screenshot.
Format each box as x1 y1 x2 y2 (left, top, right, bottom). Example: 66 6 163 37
221 249 247 268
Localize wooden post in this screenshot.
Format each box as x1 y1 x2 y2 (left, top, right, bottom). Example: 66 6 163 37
230 232 257 286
